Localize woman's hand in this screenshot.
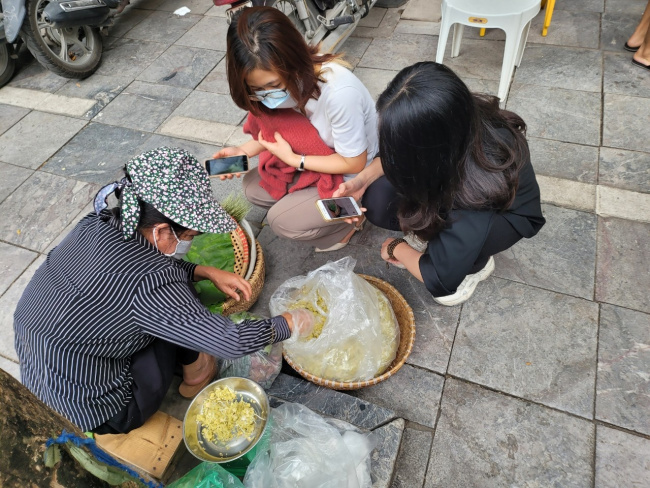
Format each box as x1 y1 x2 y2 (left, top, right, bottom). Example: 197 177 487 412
258 132 299 167
210 146 248 181
200 266 252 302
281 309 315 339
381 238 404 267
331 178 368 225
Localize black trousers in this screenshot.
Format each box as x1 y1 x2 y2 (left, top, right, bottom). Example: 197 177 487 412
362 176 523 275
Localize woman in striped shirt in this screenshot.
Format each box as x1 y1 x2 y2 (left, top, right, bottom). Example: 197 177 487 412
13 147 313 434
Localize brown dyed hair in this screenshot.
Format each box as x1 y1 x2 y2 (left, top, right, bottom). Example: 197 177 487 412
226 6 339 115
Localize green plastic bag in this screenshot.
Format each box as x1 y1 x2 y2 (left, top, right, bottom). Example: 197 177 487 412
184 233 236 313
167 462 244 488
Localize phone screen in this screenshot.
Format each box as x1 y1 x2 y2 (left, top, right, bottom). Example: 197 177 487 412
205 155 249 176
320 197 361 219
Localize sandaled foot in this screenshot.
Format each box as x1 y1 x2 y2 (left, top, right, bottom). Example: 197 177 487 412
632 56 650 71
315 217 366 252
179 353 216 399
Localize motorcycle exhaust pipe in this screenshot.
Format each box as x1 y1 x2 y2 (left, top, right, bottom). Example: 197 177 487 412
42 0 112 29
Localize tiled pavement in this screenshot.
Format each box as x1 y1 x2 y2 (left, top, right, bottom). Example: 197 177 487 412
1 0 649 486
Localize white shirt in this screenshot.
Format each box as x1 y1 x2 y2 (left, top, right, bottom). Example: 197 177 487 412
304 62 379 180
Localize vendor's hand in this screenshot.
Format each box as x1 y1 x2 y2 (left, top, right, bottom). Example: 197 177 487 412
206 268 252 302
381 238 405 267
258 132 298 167
282 309 315 339
211 146 247 180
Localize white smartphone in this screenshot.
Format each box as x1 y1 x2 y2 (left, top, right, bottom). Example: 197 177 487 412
316 197 362 222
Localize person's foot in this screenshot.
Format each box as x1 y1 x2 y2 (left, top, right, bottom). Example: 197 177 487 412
315 216 366 252
433 256 495 306
179 352 217 398
633 50 650 70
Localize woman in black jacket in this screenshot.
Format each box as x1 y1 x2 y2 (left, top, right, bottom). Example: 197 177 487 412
335 62 545 306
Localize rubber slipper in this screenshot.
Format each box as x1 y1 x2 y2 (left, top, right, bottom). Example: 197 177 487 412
624 42 640 52
632 58 650 71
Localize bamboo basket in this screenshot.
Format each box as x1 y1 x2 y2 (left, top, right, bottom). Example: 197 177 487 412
283 274 416 390
222 230 265 316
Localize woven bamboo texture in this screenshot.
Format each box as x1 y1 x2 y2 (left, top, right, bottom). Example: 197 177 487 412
230 226 250 278
222 240 265 316
283 274 416 390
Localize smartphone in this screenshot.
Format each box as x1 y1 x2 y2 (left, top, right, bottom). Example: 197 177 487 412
316 197 362 222
204 155 249 177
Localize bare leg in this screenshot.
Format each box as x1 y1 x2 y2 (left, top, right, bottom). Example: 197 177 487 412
634 3 650 66
628 0 650 49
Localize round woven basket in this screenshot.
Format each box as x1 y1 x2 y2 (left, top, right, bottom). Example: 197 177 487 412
222 238 265 317
283 274 416 390
230 225 250 278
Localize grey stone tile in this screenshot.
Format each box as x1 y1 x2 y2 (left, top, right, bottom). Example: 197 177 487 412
494 204 597 300
267 374 397 430
351 364 445 428
449 278 599 418
204 5 228 17
0 111 87 169
0 255 46 363
556 0 604 12
390 427 433 488
55 74 131 119
603 51 650 98
0 104 29 136
352 67 399 101
462 77 499 96
599 147 650 194
340 37 373 68
514 45 602 93
137 45 223 89
156 0 214 14
604 0 646 15
507 83 601 146
359 7 386 28
195 58 229 94
601 12 640 52
528 137 599 183
426 378 595 488
595 425 650 487
136 133 219 162
596 217 650 313
170 90 247 126
371 418 405 488
0 242 37 297
107 8 152 38
96 38 167 78
394 19 440 37
8 62 70 93
43 123 150 183
527 9 601 49
129 0 164 9
402 0 440 22
0 356 20 382
596 305 650 435
94 81 191 132
354 8 401 39
0 173 98 252
176 17 230 52
359 33 436 72
122 11 202 47
603 93 650 153
0 163 33 204
436 38 504 81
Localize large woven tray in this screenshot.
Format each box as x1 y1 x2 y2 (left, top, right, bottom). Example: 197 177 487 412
283 274 416 390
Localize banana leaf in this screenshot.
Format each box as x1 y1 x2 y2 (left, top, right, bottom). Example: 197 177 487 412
184 233 236 313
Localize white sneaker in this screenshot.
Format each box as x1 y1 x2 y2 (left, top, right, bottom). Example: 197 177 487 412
433 256 495 306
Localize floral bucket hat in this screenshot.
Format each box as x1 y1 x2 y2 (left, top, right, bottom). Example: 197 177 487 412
94 146 237 240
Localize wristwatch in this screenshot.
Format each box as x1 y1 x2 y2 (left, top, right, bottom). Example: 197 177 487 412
387 238 407 260
297 154 306 172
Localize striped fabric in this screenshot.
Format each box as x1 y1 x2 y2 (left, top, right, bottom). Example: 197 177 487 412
13 210 290 431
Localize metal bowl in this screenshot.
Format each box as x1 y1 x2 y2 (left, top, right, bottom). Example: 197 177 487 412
183 377 269 463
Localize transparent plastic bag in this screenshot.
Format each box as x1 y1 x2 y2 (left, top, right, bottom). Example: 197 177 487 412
168 461 245 488
219 312 283 389
269 257 400 382
243 403 377 488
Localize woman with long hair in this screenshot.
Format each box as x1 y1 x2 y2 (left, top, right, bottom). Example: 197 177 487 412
214 6 377 251
335 62 545 306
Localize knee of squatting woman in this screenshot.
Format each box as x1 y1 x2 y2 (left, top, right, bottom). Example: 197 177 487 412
334 62 546 306
214 6 378 252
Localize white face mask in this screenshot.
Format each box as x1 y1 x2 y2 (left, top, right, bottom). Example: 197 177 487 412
154 226 193 260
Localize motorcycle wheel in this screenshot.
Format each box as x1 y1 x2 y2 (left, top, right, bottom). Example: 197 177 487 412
253 0 307 37
0 43 16 87
20 0 102 79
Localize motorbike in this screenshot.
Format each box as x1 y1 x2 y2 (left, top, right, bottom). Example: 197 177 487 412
214 0 376 54
0 0 127 87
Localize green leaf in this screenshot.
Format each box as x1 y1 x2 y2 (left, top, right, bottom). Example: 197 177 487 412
44 445 61 468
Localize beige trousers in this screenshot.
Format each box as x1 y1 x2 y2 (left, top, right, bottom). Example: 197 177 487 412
243 169 353 249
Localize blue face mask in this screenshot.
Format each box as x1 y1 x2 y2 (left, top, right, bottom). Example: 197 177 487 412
255 89 291 109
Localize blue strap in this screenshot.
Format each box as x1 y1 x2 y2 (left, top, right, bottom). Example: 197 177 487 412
46 430 163 488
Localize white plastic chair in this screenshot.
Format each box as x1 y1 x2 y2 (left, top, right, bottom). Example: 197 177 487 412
435 0 541 102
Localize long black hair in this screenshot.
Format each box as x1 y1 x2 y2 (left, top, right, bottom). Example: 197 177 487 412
377 61 528 240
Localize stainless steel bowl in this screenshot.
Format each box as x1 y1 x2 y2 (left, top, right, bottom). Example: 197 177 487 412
183 377 269 463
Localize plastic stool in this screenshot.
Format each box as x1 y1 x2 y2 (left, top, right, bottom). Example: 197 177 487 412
435 0 541 102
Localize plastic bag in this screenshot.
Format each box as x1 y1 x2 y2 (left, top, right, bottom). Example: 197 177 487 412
269 257 400 382
168 461 245 488
243 403 377 488
218 312 283 389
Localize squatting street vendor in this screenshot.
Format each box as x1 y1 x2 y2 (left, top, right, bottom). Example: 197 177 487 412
13 147 313 434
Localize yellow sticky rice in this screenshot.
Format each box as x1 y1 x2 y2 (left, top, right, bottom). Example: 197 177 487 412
288 291 328 340
196 386 255 444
